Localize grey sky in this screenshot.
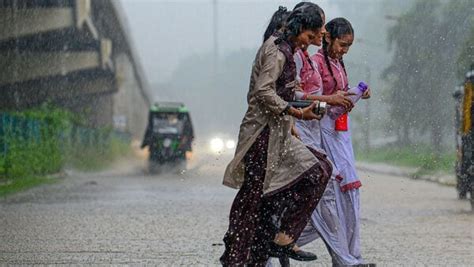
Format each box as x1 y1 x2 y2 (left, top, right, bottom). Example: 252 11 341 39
120 0 340 83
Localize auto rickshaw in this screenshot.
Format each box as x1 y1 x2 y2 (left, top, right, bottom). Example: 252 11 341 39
453 65 473 210
141 102 194 174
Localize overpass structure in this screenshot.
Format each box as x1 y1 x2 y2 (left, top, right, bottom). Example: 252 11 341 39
0 0 151 138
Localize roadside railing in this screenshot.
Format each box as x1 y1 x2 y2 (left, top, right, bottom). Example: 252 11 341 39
0 112 130 178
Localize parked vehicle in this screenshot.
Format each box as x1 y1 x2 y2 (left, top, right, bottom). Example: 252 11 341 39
141 102 194 174
453 65 473 210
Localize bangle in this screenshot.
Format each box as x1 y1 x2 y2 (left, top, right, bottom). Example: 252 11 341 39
298 108 303 120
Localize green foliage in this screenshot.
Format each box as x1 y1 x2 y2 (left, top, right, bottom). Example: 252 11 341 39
1 104 71 178
457 26 474 78
14 103 75 128
383 0 474 151
65 134 131 171
356 145 455 173
0 105 131 194
4 137 63 178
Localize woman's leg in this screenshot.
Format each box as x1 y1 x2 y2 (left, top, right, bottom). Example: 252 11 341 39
296 162 339 248
278 149 332 241
247 193 281 265
276 170 329 243
219 173 265 266
250 150 331 265
318 179 361 266
344 189 363 263
296 221 320 247
249 178 327 266
220 129 270 266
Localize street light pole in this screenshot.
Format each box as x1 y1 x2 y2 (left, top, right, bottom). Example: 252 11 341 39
212 0 218 77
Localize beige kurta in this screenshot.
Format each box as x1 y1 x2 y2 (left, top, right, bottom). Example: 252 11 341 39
223 36 320 195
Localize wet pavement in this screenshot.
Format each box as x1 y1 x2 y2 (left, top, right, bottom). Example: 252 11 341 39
0 155 473 266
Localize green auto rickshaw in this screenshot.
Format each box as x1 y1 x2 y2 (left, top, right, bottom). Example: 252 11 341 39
141 102 194 174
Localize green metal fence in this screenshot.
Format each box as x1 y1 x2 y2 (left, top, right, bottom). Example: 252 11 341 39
0 112 130 177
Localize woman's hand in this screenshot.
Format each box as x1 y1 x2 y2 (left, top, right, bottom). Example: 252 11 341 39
362 88 371 99
301 101 322 120
328 91 355 110
306 93 353 110
289 102 321 121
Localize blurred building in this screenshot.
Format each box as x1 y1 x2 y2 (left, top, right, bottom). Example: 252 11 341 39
0 0 151 139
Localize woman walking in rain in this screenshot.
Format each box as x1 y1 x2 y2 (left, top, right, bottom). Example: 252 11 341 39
219 4 332 266
263 5 350 267
261 4 360 267
296 17 373 266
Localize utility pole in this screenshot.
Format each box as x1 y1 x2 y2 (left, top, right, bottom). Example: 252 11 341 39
211 0 219 132
212 0 218 77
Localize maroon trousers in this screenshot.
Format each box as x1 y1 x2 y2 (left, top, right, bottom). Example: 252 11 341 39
220 127 331 266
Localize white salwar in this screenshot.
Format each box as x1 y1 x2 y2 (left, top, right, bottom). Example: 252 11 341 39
295 52 364 266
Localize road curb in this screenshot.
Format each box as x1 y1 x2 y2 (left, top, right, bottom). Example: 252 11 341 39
356 162 456 187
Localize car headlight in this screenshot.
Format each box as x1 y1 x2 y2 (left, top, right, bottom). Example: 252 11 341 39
210 138 224 153
226 140 236 149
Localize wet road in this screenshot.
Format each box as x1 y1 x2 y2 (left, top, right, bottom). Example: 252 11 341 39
0 155 473 266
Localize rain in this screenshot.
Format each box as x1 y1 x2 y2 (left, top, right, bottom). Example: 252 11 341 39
0 0 473 266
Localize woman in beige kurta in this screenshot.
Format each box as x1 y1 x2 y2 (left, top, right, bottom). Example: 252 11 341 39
220 5 332 266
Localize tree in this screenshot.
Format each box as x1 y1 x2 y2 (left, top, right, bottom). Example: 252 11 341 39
383 0 474 154
457 26 474 78
383 0 440 146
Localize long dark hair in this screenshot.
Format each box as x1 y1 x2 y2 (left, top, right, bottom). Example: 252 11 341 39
293 1 325 17
284 4 323 40
322 17 354 89
263 6 290 42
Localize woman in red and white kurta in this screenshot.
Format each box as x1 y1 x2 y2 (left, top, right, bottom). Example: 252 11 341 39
302 17 371 266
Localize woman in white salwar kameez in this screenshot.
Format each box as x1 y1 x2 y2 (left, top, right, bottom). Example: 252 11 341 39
298 17 373 267
294 39 363 267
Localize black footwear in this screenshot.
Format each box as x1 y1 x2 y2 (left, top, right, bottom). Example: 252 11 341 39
286 249 317 261
356 264 377 267
268 241 317 262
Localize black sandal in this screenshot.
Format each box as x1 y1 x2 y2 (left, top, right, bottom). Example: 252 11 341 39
268 241 317 262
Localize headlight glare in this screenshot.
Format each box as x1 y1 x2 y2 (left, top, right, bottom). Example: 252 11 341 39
210 138 224 153
226 140 236 149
